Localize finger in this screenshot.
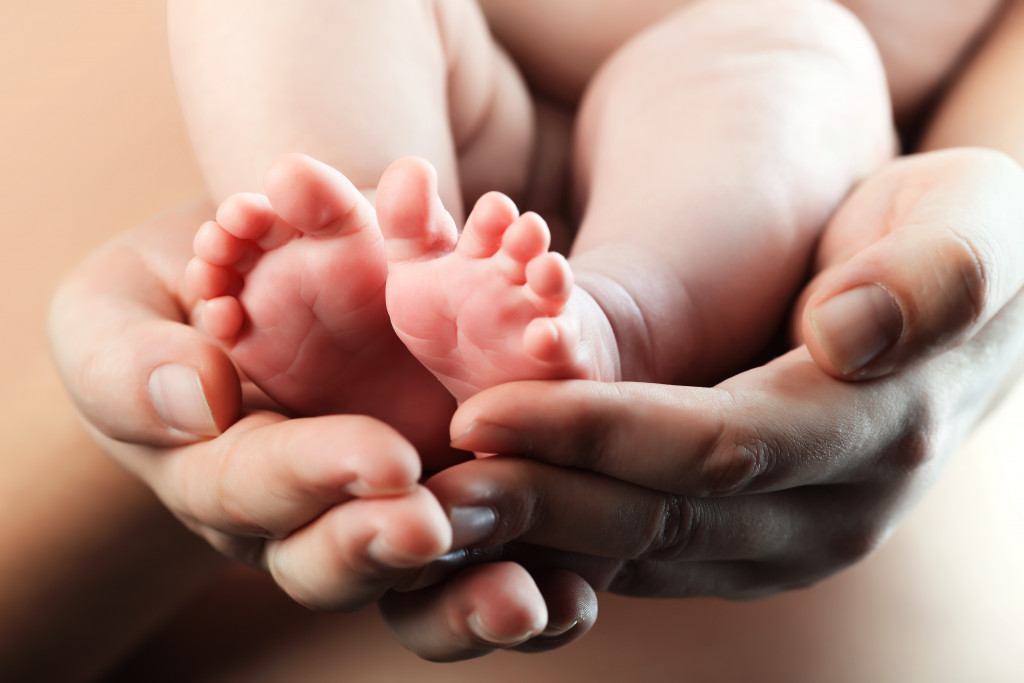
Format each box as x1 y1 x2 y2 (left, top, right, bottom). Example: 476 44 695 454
513 569 597 652
432 460 898 599
151 413 424 541
265 486 452 611
450 358 903 497
49 202 241 446
429 457 817 564
598 483 902 599
800 149 1024 378
378 562 549 661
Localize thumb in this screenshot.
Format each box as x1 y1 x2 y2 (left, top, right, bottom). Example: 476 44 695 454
800 149 1024 378
50 207 241 446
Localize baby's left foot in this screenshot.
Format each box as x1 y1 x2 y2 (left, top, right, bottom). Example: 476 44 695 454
377 157 619 402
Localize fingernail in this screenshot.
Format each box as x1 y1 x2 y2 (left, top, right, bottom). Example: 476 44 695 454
543 619 579 637
810 284 903 375
449 506 497 548
346 478 417 497
148 364 220 438
467 611 537 646
450 421 531 455
367 535 433 569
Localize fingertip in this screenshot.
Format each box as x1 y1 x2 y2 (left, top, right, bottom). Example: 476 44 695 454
463 565 548 648
369 487 453 566
515 570 597 653
380 562 548 661
337 415 424 492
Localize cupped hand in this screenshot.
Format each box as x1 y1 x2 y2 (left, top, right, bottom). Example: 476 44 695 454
799 148 1024 379
48 202 453 611
48 201 596 656
392 148 1024 610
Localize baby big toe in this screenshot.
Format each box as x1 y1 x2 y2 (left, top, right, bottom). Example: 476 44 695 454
265 154 374 238
378 157 458 264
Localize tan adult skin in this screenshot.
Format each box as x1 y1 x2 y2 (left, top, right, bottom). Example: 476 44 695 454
33 0 1024 677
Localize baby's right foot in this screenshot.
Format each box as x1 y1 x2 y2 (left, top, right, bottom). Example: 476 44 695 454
377 157 620 403
185 154 454 452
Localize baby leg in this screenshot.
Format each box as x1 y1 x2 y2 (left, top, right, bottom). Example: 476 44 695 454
378 157 618 403
169 0 533 215
172 0 534 461
571 0 896 384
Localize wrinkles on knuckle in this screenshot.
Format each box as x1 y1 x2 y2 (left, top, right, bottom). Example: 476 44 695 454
213 447 267 537
634 495 700 562
77 337 144 430
704 426 775 495
936 227 990 333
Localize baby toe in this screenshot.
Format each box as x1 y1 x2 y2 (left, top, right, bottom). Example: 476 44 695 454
523 316 579 367
500 213 551 263
185 257 241 301
457 191 520 258
194 220 249 267
216 193 276 241
525 251 573 316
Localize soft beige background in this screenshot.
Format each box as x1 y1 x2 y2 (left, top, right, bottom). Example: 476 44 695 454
0 1 203 429
2 2 1022 681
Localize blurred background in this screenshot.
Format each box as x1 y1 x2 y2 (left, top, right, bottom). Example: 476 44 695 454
0 1 203 425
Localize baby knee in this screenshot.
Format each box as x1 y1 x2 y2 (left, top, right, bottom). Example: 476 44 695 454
688 0 881 72
766 0 883 72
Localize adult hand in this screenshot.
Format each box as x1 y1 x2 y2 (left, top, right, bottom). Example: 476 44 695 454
48 201 597 657
389 149 1024 613
48 202 453 612
799 148 1024 380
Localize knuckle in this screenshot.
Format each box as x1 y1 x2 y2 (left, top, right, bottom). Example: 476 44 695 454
934 228 989 332
704 426 775 495
635 495 700 562
892 428 940 474
876 416 943 476
212 448 270 537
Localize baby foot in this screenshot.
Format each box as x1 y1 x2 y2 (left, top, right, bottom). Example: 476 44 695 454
377 157 619 403
185 154 453 452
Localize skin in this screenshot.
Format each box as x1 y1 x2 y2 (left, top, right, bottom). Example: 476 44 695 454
427 149 1024 601
186 0 895 407
33 0 1024 672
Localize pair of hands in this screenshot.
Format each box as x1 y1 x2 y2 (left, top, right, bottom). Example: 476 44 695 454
49 148 1024 660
